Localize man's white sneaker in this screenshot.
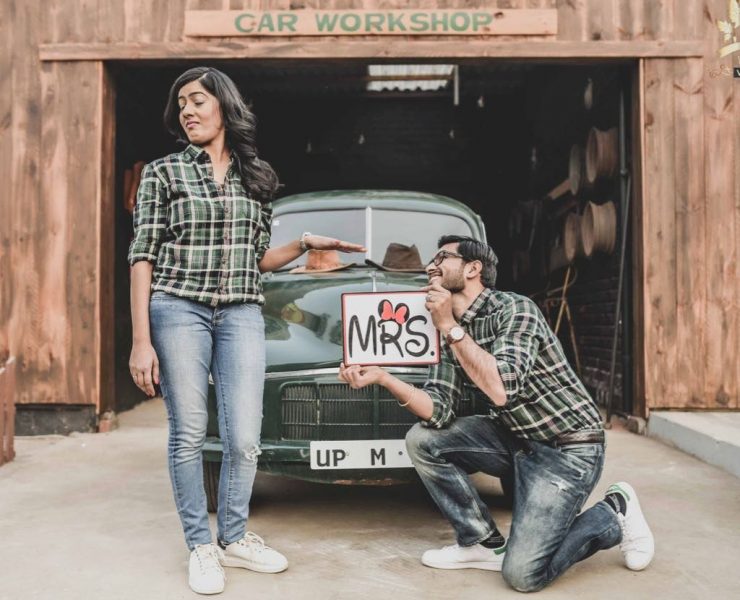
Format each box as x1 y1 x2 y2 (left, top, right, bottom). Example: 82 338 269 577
421 542 506 571
607 482 655 571
189 543 225 595
220 531 288 573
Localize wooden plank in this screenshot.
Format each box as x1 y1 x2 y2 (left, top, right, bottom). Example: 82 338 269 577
38 39 704 60
703 0 737 409
643 0 673 41
39 61 103 408
736 52 740 411
0 0 13 368
556 0 587 41
642 58 677 410
0 358 16 465
98 64 116 414
10 0 43 404
183 8 558 37
630 59 646 417
673 57 706 408
618 0 645 41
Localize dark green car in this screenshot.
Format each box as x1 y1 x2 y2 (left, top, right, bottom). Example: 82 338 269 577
203 190 489 509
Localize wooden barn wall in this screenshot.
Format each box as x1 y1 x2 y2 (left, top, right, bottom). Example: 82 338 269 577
1 0 737 414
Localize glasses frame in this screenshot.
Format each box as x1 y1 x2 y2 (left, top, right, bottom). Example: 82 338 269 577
428 250 466 267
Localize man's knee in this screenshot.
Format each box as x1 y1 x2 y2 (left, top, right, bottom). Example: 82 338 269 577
502 556 547 593
405 422 436 459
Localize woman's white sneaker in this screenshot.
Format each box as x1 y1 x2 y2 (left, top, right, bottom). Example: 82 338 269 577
421 542 506 571
189 543 226 595
220 531 288 573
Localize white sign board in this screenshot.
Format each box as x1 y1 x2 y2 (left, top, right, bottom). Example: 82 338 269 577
310 440 413 470
341 291 440 366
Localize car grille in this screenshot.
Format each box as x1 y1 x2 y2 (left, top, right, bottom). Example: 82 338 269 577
280 383 481 441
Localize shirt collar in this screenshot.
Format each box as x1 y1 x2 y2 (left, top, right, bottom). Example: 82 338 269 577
459 287 495 326
183 144 208 163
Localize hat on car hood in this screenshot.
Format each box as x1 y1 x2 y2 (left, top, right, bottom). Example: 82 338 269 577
365 243 426 272
289 249 355 274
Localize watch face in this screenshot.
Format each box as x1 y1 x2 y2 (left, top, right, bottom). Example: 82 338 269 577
449 326 465 341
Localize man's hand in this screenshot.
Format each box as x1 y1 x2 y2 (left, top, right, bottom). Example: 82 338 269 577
338 363 387 389
305 235 366 253
422 281 456 333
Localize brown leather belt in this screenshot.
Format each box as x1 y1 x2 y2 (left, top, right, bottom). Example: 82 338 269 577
551 430 605 447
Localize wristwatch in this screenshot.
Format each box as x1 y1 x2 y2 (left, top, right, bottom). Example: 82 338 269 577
299 232 312 252
446 325 466 345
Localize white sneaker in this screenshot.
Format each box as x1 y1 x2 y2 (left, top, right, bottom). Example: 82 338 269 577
607 482 655 571
189 543 226 595
220 531 288 573
421 542 506 571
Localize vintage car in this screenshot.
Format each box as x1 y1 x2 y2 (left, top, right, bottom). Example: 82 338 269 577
203 190 490 509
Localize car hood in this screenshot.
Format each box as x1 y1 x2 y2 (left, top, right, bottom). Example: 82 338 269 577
262 267 428 372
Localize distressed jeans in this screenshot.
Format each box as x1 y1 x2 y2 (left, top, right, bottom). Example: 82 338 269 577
149 292 265 550
406 416 622 592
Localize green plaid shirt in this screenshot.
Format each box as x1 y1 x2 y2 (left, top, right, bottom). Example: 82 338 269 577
423 288 602 441
128 144 272 306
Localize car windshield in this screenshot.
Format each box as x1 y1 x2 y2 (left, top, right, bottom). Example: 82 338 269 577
270 207 475 271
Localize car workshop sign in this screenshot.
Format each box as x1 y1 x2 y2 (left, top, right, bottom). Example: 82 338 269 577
341 292 439 367
184 9 557 37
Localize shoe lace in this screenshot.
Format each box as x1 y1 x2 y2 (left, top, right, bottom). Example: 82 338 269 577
195 543 225 575
239 531 271 554
617 514 641 552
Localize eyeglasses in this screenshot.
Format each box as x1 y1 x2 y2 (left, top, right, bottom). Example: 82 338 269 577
428 250 465 267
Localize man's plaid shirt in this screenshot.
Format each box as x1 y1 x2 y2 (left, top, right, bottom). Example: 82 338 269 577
422 288 602 441
128 144 272 306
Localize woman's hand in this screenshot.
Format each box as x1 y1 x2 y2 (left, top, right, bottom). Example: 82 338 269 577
304 235 366 253
129 341 160 397
338 363 387 389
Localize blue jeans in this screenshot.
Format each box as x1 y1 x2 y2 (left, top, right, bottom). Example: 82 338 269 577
149 292 265 550
406 416 622 592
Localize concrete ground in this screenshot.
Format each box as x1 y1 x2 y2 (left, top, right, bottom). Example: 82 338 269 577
1 400 738 600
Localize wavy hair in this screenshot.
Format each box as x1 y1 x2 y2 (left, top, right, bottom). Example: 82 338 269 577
163 67 279 204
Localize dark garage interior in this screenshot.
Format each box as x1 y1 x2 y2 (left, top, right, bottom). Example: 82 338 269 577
112 60 633 417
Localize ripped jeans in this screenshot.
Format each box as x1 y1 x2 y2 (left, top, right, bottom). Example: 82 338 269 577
150 292 265 550
406 416 621 592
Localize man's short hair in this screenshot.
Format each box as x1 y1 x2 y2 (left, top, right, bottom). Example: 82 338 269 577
438 235 499 289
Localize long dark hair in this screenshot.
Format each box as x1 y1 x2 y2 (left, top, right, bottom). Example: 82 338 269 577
163 67 279 204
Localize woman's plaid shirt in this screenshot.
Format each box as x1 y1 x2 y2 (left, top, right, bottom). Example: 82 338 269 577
128 145 272 306
422 288 602 441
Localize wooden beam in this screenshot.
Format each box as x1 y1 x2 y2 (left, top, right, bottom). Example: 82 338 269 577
545 178 570 201
38 40 704 62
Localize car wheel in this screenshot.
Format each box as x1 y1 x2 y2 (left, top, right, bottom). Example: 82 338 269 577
203 459 221 513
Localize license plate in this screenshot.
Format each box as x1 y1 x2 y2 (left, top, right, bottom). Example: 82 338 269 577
310 440 413 470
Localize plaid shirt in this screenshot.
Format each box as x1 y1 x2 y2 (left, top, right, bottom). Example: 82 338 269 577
422 288 602 441
128 144 272 306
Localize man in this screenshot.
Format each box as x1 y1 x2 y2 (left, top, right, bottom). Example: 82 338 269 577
339 235 654 592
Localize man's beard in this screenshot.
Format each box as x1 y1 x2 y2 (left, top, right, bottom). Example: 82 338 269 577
441 266 465 293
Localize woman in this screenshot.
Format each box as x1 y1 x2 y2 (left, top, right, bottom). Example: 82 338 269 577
128 67 363 595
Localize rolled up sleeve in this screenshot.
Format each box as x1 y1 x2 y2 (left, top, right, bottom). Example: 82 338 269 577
255 202 273 262
421 353 462 429
491 300 542 404
128 164 167 266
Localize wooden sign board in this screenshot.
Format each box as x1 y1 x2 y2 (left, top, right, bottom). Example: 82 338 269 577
342 292 440 367
185 9 557 37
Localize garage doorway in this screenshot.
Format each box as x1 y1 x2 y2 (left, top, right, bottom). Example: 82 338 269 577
111 59 636 416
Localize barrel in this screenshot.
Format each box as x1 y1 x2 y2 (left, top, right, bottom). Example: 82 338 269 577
563 212 584 263
585 127 618 184
581 201 617 256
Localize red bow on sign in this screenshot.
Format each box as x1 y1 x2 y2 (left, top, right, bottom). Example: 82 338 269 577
378 300 409 325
